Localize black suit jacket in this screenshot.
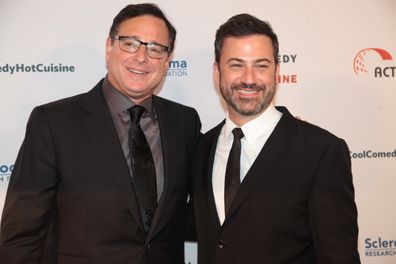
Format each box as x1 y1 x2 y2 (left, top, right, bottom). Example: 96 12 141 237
192 106 360 264
0 79 201 264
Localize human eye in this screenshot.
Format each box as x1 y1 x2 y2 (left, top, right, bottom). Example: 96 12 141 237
255 64 270 71
256 64 269 68
147 43 164 54
229 63 243 69
122 38 140 49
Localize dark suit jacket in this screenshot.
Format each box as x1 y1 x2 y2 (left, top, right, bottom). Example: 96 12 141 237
0 79 201 264
192 106 360 264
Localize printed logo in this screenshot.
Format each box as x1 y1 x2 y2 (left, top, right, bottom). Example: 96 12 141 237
350 149 396 159
353 48 395 78
277 54 298 85
0 63 75 74
166 60 188 78
365 237 396 257
0 164 13 184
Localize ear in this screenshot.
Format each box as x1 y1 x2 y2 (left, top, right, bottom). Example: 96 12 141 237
105 37 113 65
213 62 220 85
275 63 280 84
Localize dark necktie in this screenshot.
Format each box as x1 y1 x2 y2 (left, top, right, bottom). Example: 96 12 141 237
128 105 157 234
224 127 244 216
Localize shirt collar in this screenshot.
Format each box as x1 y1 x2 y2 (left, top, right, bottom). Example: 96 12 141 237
101 77 156 119
224 104 282 145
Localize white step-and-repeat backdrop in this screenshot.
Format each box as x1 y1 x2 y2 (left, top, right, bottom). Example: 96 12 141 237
0 0 395 263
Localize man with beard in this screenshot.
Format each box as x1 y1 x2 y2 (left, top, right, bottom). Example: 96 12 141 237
191 14 360 264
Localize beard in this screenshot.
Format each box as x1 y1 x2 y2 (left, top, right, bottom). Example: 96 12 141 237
220 81 276 117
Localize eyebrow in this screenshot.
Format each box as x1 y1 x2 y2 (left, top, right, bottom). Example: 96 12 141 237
226 58 272 64
119 35 166 46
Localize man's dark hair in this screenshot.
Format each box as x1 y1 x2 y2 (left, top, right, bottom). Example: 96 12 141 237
109 3 176 53
214 14 279 64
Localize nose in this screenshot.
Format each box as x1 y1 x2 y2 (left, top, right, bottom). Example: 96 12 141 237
134 45 148 63
240 66 256 85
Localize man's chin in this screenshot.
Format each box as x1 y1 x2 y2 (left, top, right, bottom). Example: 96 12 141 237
233 105 263 117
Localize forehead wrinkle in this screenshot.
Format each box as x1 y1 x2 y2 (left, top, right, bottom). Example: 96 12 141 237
226 57 272 64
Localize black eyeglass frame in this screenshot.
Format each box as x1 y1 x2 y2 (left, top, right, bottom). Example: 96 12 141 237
112 35 170 59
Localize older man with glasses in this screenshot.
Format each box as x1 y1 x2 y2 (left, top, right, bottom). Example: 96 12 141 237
0 3 201 264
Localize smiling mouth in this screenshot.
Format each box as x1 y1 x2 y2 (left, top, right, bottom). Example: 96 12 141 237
232 83 265 94
235 89 260 94
127 68 148 75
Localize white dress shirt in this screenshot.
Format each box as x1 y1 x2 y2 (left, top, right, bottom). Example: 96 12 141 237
212 105 282 224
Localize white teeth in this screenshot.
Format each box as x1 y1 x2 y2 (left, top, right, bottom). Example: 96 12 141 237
237 89 257 94
128 69 146 75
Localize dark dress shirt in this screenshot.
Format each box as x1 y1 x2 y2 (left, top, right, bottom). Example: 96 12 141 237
102 78 164 199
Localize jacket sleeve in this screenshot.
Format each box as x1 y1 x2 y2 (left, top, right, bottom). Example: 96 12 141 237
0 106 59 264
184 111 202 242
310 138 361 263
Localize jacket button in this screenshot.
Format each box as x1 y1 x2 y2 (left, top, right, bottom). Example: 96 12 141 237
217 240 226 248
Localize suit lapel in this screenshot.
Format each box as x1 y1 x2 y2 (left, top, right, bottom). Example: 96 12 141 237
81 81 144 232
224 107 296 222
146 96 179 239
202 122 224 229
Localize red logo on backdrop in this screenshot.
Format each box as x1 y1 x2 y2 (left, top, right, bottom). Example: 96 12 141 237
277 54 299 85
353 48 395 77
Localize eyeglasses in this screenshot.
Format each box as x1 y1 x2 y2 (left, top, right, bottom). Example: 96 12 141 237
113 35 170 59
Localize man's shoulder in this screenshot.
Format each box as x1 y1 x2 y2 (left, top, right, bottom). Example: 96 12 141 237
153 95 191 109
295 118 335 138
277 106 342 143
39 92 87 110
282 113 349 156
36 80 103 113
153 95 202 134
197 120 224 148
153 95 199 117
29 81 104 122
203 121 224 137
294 118 343 146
